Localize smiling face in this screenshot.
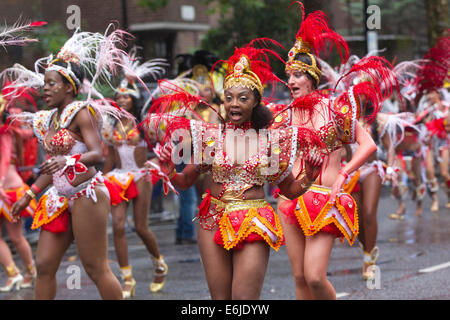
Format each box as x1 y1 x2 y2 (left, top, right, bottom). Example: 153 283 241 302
115 93 134 113
286 70 315 100
43 71 74 108
223 86 258 126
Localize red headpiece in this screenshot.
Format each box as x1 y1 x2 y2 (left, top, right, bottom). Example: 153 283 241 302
415 30 450 94
285 1 350 85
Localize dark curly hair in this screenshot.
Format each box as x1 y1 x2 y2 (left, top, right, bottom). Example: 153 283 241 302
251 89 273 130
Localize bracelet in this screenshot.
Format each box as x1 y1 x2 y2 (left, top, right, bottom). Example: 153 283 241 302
338 168 349 179
25 189 36 199
30 184 41 194
168 169 177 180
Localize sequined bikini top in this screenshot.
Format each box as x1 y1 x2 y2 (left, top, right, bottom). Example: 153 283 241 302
33 101 94 156
211 122 270 197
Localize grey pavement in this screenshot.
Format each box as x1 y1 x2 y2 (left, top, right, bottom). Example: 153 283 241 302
0 186 449 300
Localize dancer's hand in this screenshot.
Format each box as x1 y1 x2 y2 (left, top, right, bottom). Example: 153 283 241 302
10 196 31 222
39 156 67 175
304 148 323 182
328 173 346 205
0 189 12 206
158 144 175 176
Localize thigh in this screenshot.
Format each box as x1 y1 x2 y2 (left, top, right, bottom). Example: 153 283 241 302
71 188 111 267
3 218 24 241
36 227 74 274
197 227 232 299
361 172 382 213
132 178 152 224
304 232 335 277
279 213 307 277
231 241 270 299
440 148 449 178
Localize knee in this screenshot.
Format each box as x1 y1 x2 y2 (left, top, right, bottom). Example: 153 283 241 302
304 271 327 291
112 217 126 237
292 271 308 289
8 233 24 247
134 222 150 238
35 256 57 278
82 261 108 283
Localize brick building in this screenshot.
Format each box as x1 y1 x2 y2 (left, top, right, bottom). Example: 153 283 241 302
0 0 218 71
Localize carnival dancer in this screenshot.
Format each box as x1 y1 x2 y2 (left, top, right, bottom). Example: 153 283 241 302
142 39 325 299
7 25 134 299
102 48 169 297
269 2 396 299
0 91 38 292
0 17 47 292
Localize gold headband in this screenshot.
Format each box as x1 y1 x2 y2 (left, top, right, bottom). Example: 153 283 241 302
47 59 80 94
285 37 321 85
224 55 264 96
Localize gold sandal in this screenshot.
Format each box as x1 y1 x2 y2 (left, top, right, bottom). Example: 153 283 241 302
362 247 379 280
150 255 168 293
120 265 136 299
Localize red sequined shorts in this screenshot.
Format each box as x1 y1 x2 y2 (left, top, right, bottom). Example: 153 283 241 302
196 192 284 251
279 185 359 245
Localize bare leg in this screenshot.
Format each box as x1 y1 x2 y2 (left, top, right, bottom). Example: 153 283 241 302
439 148 450 207
360 172 381 253
279 211 313 299
231 241 270 300
425 148 439 212
4 219 34 270
111 202 129 268
3 219 36 286
412 157 424 216
34 228 74 299
197 227 232 299
133 178 165 285
0 219 15 270
71 188 122 300
303 232 336 300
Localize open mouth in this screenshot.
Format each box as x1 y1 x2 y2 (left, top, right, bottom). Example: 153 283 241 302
229 110 242 122
291 87 300 96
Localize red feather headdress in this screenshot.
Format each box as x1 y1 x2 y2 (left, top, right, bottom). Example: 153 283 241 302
285 1 350 86
218 38 285 97
415 30 450 95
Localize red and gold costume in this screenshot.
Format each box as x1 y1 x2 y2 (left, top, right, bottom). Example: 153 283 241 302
143 40 324 251
0 119 37 222
272 2 395 245
19 101 112 233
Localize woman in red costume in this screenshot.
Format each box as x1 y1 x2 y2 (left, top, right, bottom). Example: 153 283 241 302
0 93 37 292
143 40 324 299
7 26 132 299
102 49 169 297
270 2 394 299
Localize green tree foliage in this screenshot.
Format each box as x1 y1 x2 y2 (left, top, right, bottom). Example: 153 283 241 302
200 0 305 76
137 0 170 12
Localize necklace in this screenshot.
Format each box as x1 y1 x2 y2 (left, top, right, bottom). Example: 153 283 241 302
52 112 60 131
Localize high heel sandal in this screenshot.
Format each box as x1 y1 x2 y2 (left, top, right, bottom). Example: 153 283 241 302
120 265 136 299
150 255 168 293
0 264 24 292
122 278 136 299
20 263 37 289
362 246 379 280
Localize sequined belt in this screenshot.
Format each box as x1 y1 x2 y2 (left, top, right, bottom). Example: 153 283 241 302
195 190 268 230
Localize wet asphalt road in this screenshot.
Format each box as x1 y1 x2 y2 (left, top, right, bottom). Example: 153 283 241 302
0 186 449 301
